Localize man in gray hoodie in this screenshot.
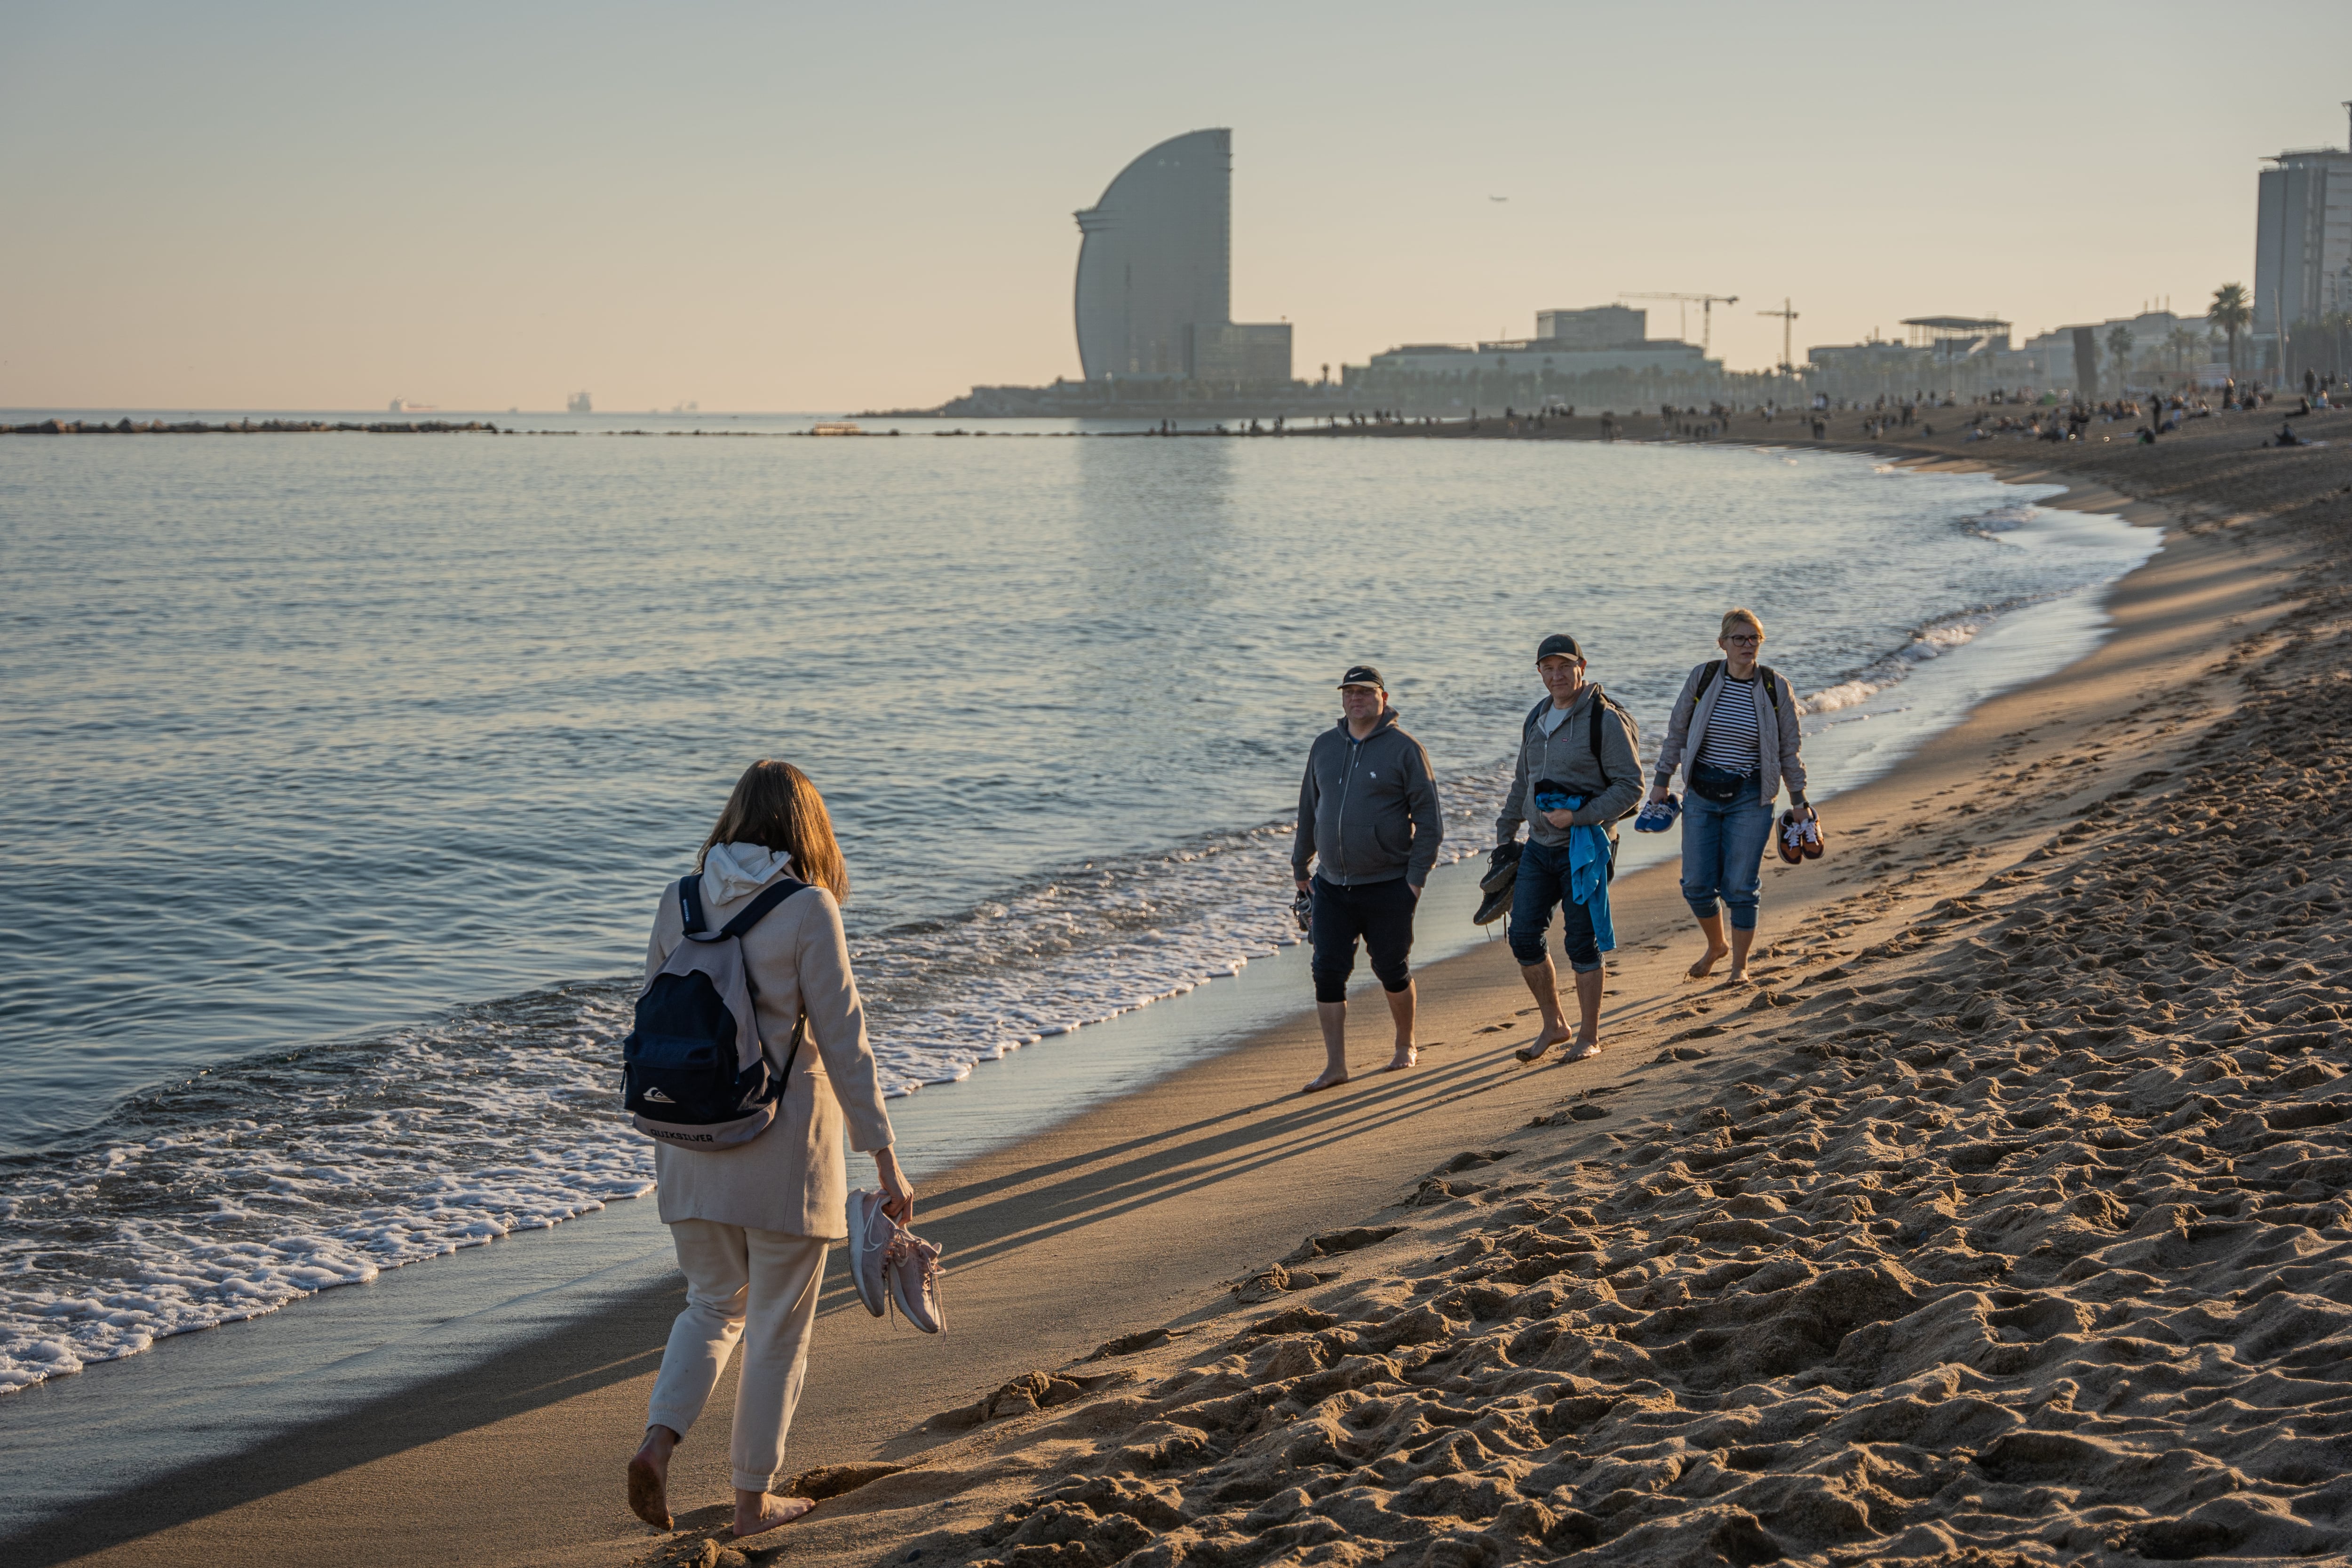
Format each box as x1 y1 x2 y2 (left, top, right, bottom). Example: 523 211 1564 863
1291 665 1443 1093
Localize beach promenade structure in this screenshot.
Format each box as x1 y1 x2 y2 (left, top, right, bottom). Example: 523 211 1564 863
2256 113 2352 380
1073 128 1291 386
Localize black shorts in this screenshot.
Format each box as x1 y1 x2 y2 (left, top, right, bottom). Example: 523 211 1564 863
1309 875 1416 1004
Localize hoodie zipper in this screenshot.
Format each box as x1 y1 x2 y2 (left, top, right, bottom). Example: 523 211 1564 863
1333 731 1364 885
1331 716 1392 887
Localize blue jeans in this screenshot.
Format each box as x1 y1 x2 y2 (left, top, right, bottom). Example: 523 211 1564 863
1681 778 1773 931
1507 839 1603 973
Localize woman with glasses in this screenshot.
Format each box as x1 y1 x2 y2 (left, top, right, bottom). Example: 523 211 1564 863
1647 609 1811 985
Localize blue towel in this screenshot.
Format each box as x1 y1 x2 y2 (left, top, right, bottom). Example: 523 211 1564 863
1567 822 1616 954
1536 790 1616 951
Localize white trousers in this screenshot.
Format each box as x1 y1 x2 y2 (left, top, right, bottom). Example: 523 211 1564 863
645 1220 828 1493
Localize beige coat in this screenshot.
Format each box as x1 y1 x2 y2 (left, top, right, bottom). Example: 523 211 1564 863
642 875 895 1240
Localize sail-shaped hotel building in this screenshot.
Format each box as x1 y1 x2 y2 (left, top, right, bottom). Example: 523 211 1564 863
1073 129 1291 385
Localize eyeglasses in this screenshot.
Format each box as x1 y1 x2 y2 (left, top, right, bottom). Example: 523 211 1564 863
1724 635 1761 646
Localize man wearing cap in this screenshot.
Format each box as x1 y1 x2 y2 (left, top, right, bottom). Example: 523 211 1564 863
1498 634 1644 1063
1291 665 1444 1093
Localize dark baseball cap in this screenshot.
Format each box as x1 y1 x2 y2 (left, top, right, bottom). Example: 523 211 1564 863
1535 634 1584 665
1337 664 1386 691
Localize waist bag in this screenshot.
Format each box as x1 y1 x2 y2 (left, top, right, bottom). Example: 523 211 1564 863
622 872 810 1150
1686 760 1756 804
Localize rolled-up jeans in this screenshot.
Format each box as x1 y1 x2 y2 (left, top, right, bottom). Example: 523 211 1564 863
1507 839 1603 973
1680 776 1774 931
648 1220 828 1492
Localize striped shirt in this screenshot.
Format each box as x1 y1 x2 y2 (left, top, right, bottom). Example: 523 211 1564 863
1693 675 1763 772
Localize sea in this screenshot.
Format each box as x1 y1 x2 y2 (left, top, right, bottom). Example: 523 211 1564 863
0 411 2160 1396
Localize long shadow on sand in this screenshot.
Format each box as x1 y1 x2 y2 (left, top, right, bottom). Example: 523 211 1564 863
0 1039 1537 1565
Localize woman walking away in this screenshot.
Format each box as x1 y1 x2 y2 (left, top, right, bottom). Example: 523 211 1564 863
1647 610 1811 985
625 760 915 1540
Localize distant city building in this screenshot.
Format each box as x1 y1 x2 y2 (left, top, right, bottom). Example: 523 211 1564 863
1368 339 1707 379
2017 311 2212 388
1192 323 1293 383
1804 340 1921 377
1073 129 1292 383
2255 109 2352 371
1534 305 1646 349
387 397 436 412
1364 306 1706 380
567 391 593 413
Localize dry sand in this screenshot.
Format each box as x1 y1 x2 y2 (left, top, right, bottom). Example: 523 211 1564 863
24 409 2352 1568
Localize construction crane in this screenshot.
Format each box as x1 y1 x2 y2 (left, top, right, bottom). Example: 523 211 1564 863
1621 292 1739 354
1756 300 1799 377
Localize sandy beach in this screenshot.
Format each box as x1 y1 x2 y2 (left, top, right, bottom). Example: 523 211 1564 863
17 407 2352 1568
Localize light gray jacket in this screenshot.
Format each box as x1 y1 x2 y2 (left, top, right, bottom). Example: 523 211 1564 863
1496 685 1645 849
1653 661 1809 807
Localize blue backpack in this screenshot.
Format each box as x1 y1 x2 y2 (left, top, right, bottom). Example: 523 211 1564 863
621 872 810 1150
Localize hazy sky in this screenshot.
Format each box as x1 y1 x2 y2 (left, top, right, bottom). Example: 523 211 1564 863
8 1 2352 412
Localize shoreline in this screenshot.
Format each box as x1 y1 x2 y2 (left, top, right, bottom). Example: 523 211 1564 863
0 455 2138 1400
10 416 2343 1567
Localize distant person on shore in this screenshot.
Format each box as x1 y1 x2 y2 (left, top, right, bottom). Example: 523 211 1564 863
625 761 916 1540
1291 665 1443 1093
1497 635 1643 1065
1647 611 1810 986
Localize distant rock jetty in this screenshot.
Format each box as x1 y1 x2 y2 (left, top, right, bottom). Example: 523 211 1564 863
3 418 504 436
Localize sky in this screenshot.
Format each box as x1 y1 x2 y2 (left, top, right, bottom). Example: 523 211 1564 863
7 0 2352 412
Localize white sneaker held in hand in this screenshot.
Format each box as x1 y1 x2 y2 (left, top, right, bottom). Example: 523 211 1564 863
885 1225 946 1334
845 1188 892 1318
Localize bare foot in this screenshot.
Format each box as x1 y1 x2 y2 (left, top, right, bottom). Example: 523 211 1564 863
627 1426 677 1529
1723 969 1752 987
1386 1045 1417 1071
1562 1036 1603 1063
1302 1066 1349 1093
732 1493 817 1539
1685 945 1732 981
1515 1022 1574 1063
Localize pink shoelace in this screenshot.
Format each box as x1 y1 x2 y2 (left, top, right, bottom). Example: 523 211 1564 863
882 1224 945 1329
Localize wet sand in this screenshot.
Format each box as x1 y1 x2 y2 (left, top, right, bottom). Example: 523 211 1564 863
18 410 2349 1568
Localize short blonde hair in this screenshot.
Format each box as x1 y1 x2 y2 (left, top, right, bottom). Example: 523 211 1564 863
1720 608 1764 640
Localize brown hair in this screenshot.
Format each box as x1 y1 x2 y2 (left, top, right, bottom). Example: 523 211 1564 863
1720 607 1765 640
697 760 850 902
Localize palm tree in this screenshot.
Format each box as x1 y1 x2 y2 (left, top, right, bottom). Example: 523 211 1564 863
2209 284 2252 376
2105 325 2136 387
2165 326 2202 373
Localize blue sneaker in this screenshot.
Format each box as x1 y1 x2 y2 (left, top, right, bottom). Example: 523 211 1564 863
1634 794 1681 833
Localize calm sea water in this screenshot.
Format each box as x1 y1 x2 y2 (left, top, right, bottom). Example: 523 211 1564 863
0 420 2155 1389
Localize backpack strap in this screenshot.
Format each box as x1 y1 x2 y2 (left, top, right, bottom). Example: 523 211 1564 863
1693 658 1724 706
719 876 811 940
1588 694 1634 787
678 872 812 944
1522 697 1551 739
1758 664 1781 712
